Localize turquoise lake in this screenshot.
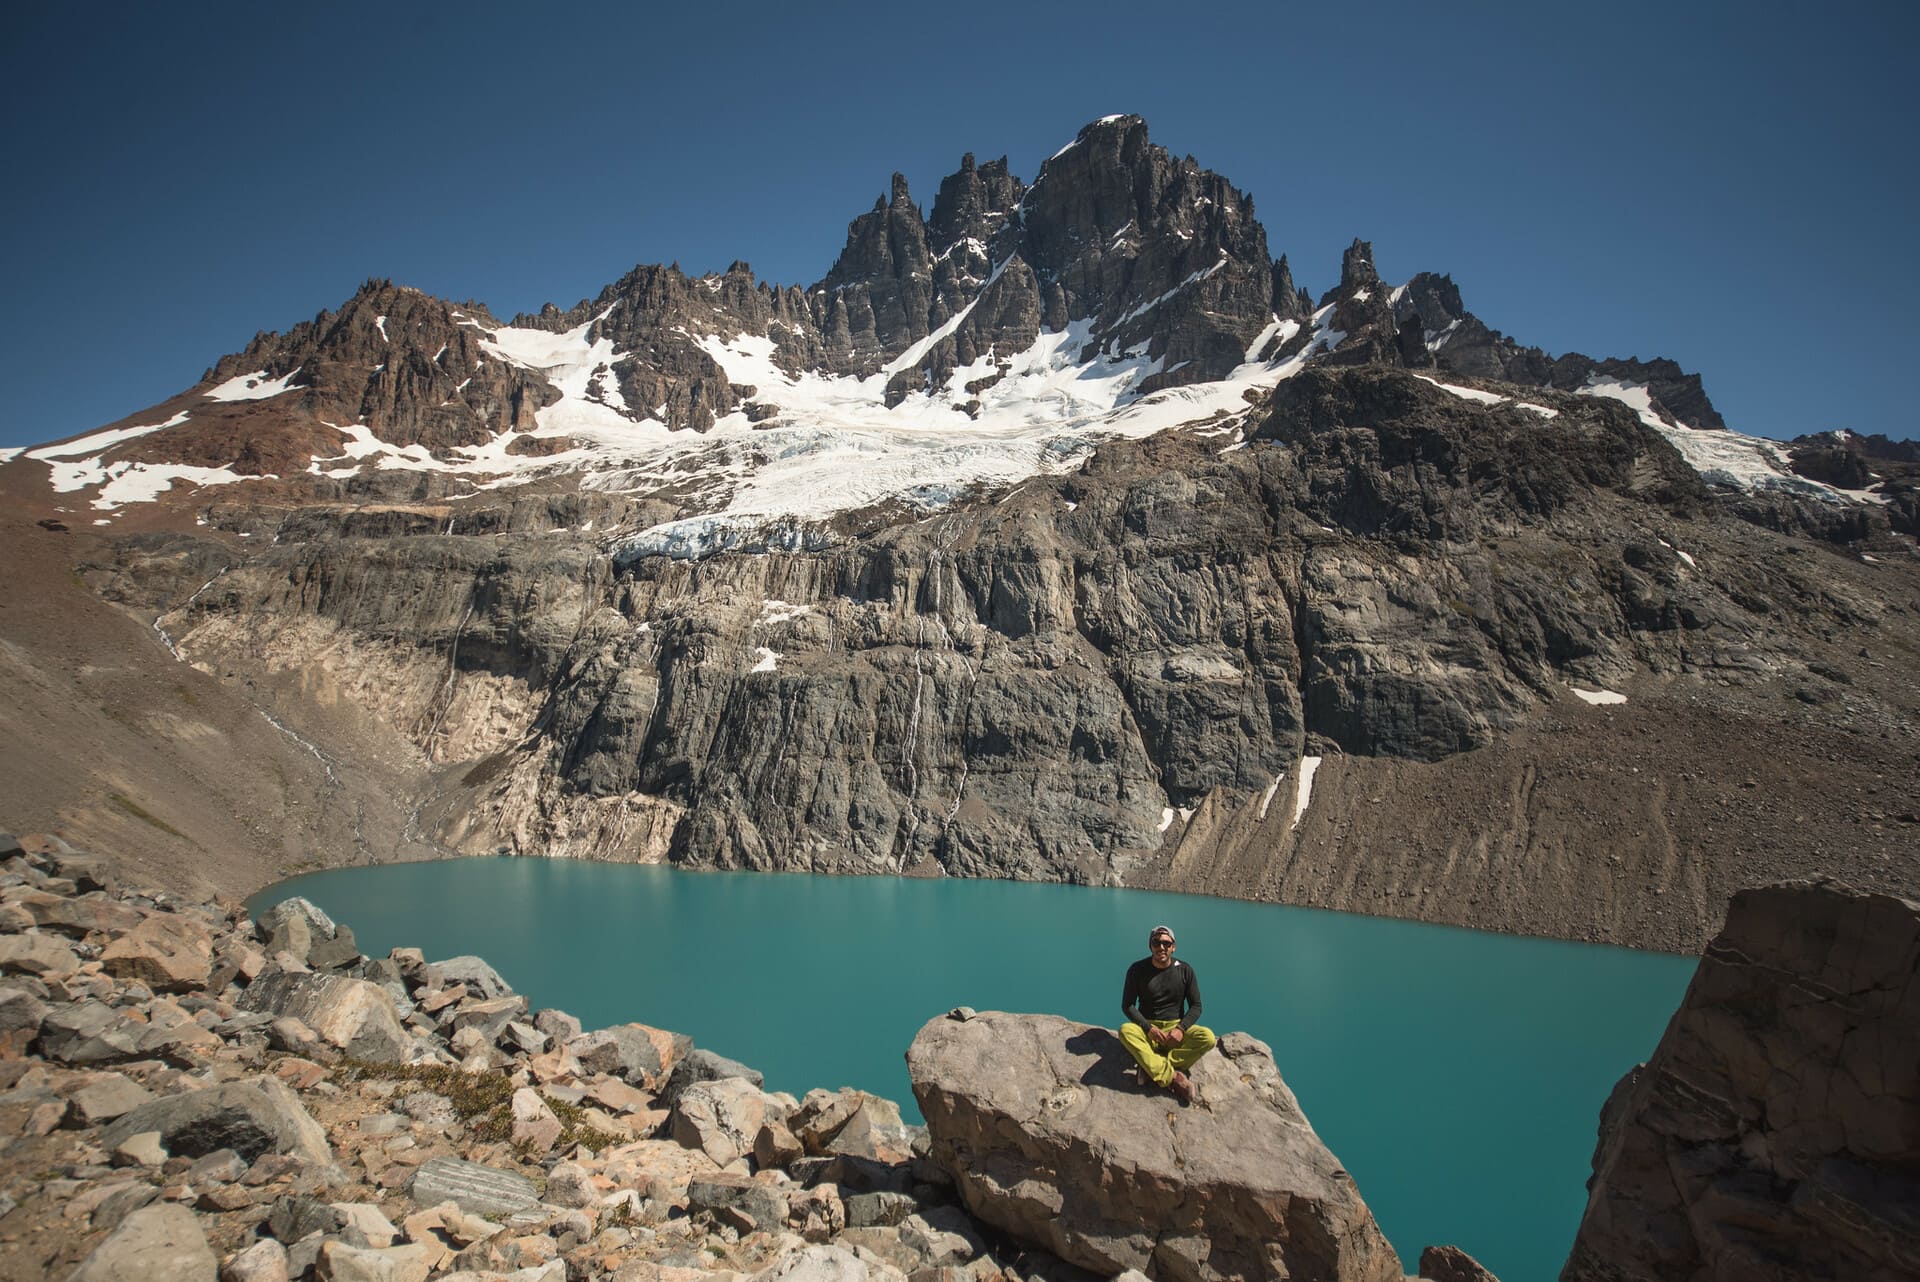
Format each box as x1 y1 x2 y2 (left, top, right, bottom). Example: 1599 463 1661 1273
250 859 1697 1282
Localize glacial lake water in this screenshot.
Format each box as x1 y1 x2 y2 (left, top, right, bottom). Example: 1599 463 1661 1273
250 859 1697 1282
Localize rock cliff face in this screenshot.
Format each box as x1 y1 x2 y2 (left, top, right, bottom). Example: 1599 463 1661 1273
907 1010 1402 1282
6 115 1918 951
1562 880 1920 1281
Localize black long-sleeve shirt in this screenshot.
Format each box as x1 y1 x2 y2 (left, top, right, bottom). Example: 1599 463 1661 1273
1121 956 1202 1031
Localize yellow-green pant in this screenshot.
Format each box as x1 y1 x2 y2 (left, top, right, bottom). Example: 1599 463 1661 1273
1119 1019 1217 1087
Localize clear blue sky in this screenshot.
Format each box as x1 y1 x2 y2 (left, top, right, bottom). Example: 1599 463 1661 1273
3 0 1914 450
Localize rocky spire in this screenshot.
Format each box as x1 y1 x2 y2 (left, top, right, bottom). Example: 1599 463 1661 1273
1321 238 1381 306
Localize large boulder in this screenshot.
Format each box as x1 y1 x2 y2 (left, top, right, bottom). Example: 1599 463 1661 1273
237 970 412 1063
99 912 214 991
671 1076 794 1168
99 1076 334 1167
568 1021 686 1090
1563 880 1920 1282
907 1010 1401 1282
429 955 513 999
67 1202 217 1282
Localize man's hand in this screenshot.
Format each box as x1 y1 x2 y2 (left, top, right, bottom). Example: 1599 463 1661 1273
1165 1026 1185 1046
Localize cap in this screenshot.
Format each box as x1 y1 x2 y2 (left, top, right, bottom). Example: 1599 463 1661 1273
1148 925 1176 944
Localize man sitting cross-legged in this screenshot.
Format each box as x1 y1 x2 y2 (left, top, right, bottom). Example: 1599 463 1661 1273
1118 924 1216 1104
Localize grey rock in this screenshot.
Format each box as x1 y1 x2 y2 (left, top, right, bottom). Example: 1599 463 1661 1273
0 984 49 1052
686 1172 791 1231
845 1191 920 1228
237 971 410 1064
186 1147 248 1184
220 1238 289 1282
569 1022 685 1089
305 924 361 972
256 897 339 941
394 1090 455 1127
90 1180 160 1232
671 1076 793 1168
499 1020 547 1055
428 955 513 1000
531 1008 581 1042
68 1203 217 1282
749 1243 898 1282
101 1076 334 1166
38 1000 144 1064
907 1010 1399 1282
660 1045 764 1109
268 1193 341 1243
899 1206 987 1267
445 994 528 1043
0 931 79 977
66 1072 157 1126
1564 881 1920 1282
406 1155 539 1216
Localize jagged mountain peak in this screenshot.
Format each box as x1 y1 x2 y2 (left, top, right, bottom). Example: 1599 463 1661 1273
14 114 1895 554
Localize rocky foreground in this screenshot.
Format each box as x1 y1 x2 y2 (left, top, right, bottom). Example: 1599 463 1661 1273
0 831 1484 1282
4 825 1915 1282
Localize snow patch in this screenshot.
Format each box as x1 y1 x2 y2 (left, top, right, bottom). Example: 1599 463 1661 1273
758 599 812 625
205 368 304 402
1158 808 1176 833
1290 756 1322 830
27 412 191 479
91 462 262 510
1571 687 1627 706
1258 771 1284 821
1412 374 1506 405
750 646 781 673
1580 376 1877 504
375 315 389 343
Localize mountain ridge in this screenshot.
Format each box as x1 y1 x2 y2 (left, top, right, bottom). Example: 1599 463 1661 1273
2 116 1915 955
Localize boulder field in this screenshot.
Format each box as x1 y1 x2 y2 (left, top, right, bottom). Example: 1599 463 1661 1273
0 826 1912 1282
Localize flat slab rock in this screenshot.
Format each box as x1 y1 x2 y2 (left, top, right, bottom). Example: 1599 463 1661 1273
907 1010 1401 1282
407 1155 539 1216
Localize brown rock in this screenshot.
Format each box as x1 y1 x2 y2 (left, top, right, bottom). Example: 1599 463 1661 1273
69 1202 218 1282
1419 1244 1499 1281
907 1011 1400 1282
101 912 215 991
1563 881 1920 1282
221 1238 290 1282
753 1120 804 1170
9 890 146 938
0 932 80 977
510 1087 562 1155
65 1071 158 1126
315 1239 435 1282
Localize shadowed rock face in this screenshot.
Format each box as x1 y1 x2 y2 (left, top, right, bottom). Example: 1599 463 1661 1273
1562 880 1920 1282
907 1010 1403 1282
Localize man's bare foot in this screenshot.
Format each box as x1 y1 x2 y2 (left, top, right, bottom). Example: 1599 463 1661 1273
1169 1071 1193 1105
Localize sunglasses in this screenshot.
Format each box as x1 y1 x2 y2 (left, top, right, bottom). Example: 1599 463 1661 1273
1151 937 1174 947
